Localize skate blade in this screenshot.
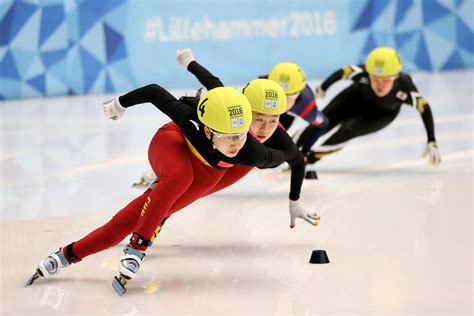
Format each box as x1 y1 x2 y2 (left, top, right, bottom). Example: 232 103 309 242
25 269 42 287
112 276 127 296
131 183 148 189
131 178 150 189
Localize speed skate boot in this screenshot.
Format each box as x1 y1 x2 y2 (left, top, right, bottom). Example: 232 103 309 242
25 248 71 286
131 170 159 188
112 245 146 296
303 151 319 180
305 150 321 165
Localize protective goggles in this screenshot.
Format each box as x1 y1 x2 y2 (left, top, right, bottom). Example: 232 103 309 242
210 129 248 142
369 75 397 83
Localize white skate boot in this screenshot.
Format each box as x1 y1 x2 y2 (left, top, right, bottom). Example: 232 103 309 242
25 248 71 286
112 245 145 296
131 169 159 189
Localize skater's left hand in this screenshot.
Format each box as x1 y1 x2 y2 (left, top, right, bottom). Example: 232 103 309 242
315 85 326 99
176 48 195 69
422 141 441 166
289 200 320 228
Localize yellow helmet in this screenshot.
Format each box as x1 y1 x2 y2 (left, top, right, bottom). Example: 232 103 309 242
197 87 252 134
366 47 402 77
242 79 287 115
268 62 306 94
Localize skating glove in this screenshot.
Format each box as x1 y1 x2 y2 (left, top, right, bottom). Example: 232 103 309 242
176 48 195 69
315 85 325 99
103 97 126 120
289 200 321 228
422 141 441 166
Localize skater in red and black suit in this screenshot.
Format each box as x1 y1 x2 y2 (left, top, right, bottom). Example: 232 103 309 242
27 63 320 296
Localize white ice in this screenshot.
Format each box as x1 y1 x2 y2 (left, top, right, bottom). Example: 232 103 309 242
1 70 472 315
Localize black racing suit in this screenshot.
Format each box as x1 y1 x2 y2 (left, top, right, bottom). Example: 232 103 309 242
304 64 436 159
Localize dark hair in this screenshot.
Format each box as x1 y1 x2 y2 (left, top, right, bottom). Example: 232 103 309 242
178 88 203 107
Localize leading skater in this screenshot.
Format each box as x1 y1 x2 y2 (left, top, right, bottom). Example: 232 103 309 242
26 71 320 296
156 48 321 228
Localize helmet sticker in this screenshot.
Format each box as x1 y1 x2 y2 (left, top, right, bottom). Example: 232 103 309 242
375 60 385 67
278 74 290 90
265 100 278 110
228 105 245 127
373 59 385 75
264 89 278 109
278 82 289 90
279 74 290 82
231 117 244 128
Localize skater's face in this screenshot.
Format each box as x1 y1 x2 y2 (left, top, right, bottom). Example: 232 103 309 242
250 112 280 143
286 92 300 110
204 127 248 157
369 75 398 97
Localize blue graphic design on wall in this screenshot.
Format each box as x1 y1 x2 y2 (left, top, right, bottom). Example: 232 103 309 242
351 0 473 71
0 0 473 100
0 0 135 99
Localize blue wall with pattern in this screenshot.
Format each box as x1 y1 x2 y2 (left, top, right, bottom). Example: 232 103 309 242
1 0 473 99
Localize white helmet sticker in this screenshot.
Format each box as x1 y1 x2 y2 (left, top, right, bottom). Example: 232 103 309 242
264 99 278 109
231 117 244 128
278 82 289 90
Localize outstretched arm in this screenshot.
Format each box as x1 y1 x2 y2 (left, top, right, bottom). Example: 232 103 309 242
287 150 321 228
103 84 193 126
316 64 365 98
417 100 436 143
405 75 441 166
264 127 321 228
176 48 224 90
417 101 441 166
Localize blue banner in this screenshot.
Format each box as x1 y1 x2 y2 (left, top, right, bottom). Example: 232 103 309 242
1 0 473 99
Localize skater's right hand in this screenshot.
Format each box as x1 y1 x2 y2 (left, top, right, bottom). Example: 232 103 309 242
315 85 325 99
103 97 126 120
422 141 441 166
176 48 195 69
289 200 321 228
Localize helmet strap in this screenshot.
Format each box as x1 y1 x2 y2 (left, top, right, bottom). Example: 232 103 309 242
204 126 216 148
